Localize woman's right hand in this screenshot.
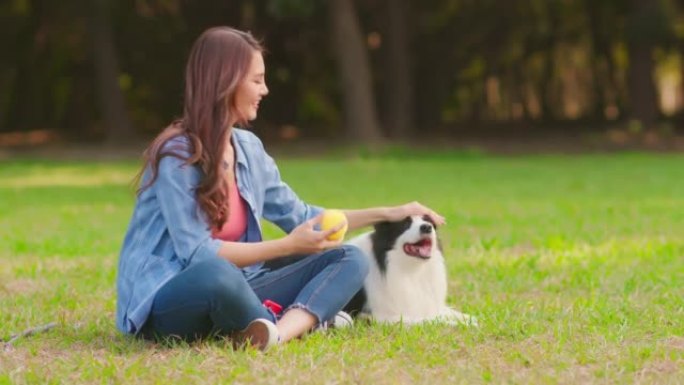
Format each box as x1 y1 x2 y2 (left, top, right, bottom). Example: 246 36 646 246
283 214 345 255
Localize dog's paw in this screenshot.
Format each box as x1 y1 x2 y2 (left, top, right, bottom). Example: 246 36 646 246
460 313 478 327
439 309 479 327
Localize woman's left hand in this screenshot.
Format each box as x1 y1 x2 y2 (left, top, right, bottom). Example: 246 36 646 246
386 201 446 226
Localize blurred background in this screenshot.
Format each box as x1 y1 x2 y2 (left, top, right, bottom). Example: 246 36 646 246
2 0 684 151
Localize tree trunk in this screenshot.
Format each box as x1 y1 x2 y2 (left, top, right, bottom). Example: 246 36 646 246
384 0 413 139
628 44 658 129
586 0 609 121
627 0 660 129
89 0 135 143
539 1 561 121
415 41 452 134
5 0 47 132
329 0 383 142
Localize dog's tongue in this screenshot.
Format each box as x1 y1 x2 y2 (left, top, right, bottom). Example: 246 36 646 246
404 239 432 258
417 242 432 257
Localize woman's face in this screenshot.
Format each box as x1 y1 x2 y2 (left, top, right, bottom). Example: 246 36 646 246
234 51 268 122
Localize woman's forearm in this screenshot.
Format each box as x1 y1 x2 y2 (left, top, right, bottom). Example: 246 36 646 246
218 203 442 267
217 238 294 268
342 207 391 231
342 202 446 231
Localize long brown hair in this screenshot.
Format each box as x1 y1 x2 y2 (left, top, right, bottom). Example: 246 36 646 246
138 27 264 229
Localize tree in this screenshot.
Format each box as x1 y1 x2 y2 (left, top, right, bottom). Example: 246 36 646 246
626 0 664 129
88 0 135 143
383 0 413 139
4 0 49 132
329 0 383 142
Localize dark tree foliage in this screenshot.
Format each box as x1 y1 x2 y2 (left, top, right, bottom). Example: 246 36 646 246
0 0 681 142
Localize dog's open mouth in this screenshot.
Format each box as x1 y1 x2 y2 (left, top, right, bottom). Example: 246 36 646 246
403 238 433 259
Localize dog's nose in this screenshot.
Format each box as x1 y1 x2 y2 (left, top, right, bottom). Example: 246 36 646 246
419 223 433 234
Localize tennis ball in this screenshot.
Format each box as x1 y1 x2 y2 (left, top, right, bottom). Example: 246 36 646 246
320 209 348 241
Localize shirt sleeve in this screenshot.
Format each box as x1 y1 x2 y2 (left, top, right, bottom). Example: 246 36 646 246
260 149 324 234
154 154 223 267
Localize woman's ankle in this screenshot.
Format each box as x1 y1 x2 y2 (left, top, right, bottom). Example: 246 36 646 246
276 307 317 342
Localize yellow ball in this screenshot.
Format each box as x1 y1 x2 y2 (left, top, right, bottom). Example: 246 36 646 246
320 209 348 241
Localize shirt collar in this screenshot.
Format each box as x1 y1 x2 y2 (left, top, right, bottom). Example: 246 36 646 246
231 130 249 170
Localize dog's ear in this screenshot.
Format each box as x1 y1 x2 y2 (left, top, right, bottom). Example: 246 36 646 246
371 217 413 273
373 221 392 233
373 217 412 240
373 216 412 233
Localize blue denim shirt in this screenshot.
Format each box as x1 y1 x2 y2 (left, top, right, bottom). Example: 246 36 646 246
116 128 323 334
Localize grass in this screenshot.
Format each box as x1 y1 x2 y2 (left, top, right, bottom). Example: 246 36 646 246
1 152 683 384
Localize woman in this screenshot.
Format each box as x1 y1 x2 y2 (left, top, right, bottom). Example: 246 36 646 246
116 26 445 350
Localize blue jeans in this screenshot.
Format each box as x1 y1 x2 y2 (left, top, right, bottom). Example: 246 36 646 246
139 245 369 341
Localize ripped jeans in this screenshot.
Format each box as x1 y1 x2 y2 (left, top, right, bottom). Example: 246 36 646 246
139 245 369 341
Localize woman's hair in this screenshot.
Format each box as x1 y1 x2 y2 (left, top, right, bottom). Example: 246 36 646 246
138 27 264 229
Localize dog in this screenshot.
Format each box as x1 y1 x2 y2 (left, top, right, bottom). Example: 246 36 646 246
344 215 476 326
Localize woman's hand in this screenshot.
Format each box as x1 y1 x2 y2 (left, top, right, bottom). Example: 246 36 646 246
283 214 346 255
386 201 446 226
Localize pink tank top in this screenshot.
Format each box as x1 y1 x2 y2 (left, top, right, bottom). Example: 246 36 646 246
212 174 248 242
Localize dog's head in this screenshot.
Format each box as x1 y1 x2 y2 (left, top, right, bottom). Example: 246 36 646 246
370 215 441 272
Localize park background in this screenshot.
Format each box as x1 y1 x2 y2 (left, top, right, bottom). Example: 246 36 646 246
3 0 684 149
1 1 684 384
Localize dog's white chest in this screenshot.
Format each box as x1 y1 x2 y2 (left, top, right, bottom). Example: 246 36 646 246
372 252 447 321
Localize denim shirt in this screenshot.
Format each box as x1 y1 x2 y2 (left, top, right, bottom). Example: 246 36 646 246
116 128 323 334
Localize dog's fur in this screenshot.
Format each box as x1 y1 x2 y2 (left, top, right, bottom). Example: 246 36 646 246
344 215 476 325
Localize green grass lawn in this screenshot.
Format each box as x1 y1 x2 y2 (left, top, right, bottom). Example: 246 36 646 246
1 152 683 384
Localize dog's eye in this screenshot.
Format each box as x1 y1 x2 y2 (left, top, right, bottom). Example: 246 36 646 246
422 214 435 226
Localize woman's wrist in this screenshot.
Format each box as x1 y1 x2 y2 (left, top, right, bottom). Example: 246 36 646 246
277 236 295 256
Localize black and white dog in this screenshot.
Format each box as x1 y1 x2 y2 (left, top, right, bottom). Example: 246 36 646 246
344 215 477 326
